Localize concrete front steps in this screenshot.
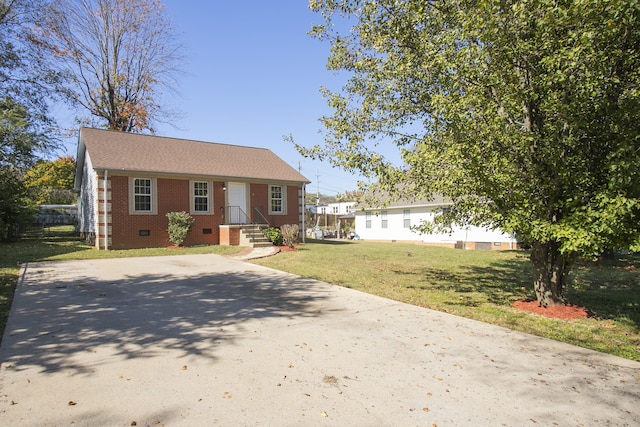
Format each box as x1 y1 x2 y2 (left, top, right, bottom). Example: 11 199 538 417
239 224 273 248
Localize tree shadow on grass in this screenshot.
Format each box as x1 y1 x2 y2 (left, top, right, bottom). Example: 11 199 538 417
304 238 356 246
402 253 639 327
1 228 93 267
568 256 640 327
0 262 332 376
402 255 532 307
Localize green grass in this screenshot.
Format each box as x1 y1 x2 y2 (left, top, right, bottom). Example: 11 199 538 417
252 239 640 361
0 226 244 340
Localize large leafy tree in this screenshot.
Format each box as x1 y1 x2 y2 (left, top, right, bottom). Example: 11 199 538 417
31 0 183 133
0 98 47 240
0 1 58 241
23 155 75 204
302 0 640 306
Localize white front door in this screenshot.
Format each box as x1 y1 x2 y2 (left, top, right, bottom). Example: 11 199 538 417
227 182 247 224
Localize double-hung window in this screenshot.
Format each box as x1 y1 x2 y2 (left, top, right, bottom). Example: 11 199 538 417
130 177 157 214
403 210 411 228
381 211 388 228
270 185 284 214
365 212 372 228
193 181 210 213
133 178 152 212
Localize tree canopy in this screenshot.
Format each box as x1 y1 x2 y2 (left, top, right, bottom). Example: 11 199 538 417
0 97 46 240
0 0 60 130
0 1 62 239
31 0 184 132
23 155 75 204
302 0 640 306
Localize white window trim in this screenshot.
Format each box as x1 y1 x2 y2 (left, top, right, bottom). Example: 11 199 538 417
269 184 286 215
403 209 411 228
129 177 158 215
190 180 212 214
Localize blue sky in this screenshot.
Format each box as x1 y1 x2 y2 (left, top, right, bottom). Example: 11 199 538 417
53 1 371 196
156 1 373 196
172 1 379 196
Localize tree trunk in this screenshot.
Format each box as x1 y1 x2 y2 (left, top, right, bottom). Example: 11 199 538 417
599 247 616 261
530 241 573 307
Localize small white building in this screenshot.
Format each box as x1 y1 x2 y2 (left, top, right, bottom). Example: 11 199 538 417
306 202 356 216
327 201 356 215
354 195 518 250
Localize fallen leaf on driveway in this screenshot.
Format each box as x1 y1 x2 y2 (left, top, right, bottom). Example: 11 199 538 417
320 411 328 417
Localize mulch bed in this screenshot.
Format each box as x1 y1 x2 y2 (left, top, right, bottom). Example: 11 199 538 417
512 299 591 320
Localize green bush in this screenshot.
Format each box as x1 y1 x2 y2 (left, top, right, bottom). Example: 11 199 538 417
281 224 300 248
262 227 283 246
166 211 194 246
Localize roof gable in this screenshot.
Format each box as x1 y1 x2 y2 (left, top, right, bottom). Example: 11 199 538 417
78 127 310 183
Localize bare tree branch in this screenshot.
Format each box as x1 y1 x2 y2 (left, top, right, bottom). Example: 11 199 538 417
31 0 185 133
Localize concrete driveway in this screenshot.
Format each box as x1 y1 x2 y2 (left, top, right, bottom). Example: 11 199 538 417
1 253 638 426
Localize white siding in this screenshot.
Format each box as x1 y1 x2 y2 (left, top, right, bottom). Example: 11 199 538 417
354 205 515 246
326 201 356 215
77 153 98 235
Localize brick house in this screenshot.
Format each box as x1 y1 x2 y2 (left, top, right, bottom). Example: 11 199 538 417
74 127 310 250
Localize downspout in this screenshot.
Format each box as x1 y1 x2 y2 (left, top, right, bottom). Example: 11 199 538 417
301 184 306 243
104 170 108 250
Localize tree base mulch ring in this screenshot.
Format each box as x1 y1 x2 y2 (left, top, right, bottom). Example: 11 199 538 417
276 245 298 252
512 299 591 320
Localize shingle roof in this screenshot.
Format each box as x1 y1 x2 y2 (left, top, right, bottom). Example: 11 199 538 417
78 127 310 183
356 183 451 210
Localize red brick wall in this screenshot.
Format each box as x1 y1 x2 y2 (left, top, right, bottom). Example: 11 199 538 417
109 175 223 249
250 183 268 222
249 183 301 227
107 175 302 249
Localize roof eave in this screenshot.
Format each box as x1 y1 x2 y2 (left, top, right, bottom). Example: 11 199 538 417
90 167 310 185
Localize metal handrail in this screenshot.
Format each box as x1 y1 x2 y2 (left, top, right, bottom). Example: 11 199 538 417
224 205 249 225
224 206 263 245
252 206 270 227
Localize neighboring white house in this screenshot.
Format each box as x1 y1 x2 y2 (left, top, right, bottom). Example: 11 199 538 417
327 201 356 215
354 195 519 250
306 201 356 215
